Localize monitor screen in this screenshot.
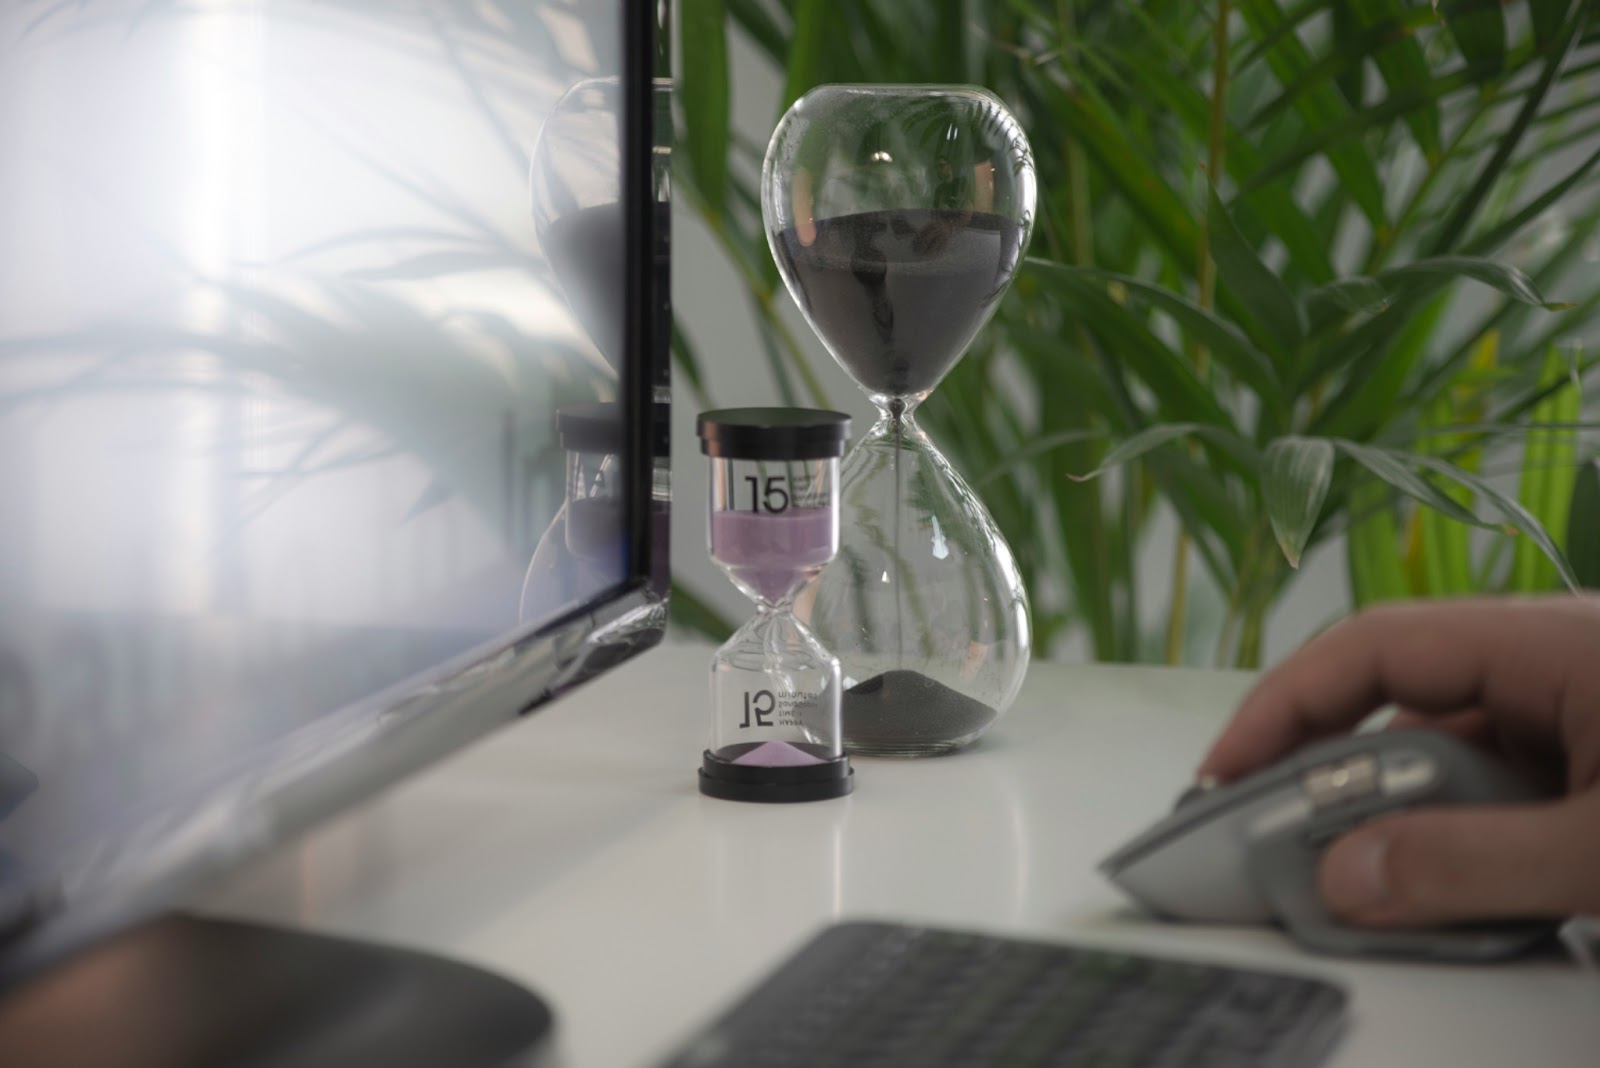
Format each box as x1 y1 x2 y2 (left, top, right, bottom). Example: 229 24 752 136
0 0 667 977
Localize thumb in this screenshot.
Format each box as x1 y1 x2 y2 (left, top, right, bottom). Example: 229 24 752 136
1317 797 1600 926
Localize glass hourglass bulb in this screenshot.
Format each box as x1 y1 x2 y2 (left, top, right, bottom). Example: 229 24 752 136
764 85 1037 756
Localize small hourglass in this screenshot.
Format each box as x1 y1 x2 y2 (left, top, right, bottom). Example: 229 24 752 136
697 408 853 803
764 85 1036 756
519 401 670 624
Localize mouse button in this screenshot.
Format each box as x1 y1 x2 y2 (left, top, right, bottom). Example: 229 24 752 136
1296 780 1434 849
1104 771 1303 878
1098 805 1198 875
1301 752 1380 810
1118 783 1316 924
1170 754 1307 817
1377 749 1440 796
1108 820 1272 925
1379 729 1500 794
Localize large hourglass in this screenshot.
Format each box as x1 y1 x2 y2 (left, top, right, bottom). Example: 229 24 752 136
764 85 1036 756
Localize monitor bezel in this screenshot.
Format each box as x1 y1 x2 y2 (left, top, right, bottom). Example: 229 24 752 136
0 0 669 987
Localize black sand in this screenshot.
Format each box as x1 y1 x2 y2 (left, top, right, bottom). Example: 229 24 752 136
775 210 1021 397
842 669 998 753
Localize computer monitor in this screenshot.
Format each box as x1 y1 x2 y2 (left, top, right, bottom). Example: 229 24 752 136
0 0 667 1061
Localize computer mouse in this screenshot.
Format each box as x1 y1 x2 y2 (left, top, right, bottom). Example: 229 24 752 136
1099 729 1562 962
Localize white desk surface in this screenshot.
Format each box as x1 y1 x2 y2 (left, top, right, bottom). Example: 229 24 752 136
199 641 1600 1067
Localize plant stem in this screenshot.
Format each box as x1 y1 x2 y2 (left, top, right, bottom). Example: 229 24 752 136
1166 529 1193 664
1168 0 1232 665
1055 0 1118 659
1235 585 1270 669
1215 519 1266 667
1215 519 1281 669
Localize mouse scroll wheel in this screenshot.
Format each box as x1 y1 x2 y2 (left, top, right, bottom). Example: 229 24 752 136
1303 753 1380 808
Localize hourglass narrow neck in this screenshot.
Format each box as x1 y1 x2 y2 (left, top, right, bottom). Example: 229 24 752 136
861 405 933 451
729 604 832 674
870 393 929 421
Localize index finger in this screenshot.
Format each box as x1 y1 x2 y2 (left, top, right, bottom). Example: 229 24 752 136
1197 596 1600 782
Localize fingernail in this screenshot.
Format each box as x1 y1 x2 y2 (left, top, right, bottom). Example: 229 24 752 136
1321 832 1391 914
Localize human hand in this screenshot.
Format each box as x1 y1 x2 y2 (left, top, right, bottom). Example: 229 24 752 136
1197 595 1600 928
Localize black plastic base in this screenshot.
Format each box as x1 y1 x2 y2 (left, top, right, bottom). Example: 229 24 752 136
0 914 553 1067
699 747 854 803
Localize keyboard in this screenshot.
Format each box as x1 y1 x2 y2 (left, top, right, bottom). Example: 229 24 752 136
659 921 1347 1068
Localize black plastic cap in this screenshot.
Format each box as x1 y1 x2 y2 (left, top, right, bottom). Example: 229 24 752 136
558 401 670 456
697 408 851 460
698 750 854 803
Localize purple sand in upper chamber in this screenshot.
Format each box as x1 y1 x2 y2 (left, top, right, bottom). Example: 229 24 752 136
774 210 1023 398
712 508 835 604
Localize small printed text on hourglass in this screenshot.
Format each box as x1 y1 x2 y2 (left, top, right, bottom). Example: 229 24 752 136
740 689 820 729
745 476 791 513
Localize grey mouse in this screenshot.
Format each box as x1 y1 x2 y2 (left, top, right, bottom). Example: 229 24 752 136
1099 729 1562 962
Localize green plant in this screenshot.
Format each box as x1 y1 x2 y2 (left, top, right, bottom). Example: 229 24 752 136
674 0 1600 665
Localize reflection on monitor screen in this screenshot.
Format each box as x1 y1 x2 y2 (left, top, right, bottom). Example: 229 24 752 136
0 0 660 966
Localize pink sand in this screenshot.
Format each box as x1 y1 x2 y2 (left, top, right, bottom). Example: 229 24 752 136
730 740 826 766
711 507 835 603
